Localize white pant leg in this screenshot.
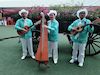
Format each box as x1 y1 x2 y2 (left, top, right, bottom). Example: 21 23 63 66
20 38 27 56
52 42 58 61
78 43 86 63
48 41 53 58
27 38 34 56
72 43 79 60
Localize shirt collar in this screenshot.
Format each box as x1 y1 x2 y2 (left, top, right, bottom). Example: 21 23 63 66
21 18 28 21
50 19 56 22
79 18 86 21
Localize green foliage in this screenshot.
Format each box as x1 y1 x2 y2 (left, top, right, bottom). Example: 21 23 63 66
11 14 21 21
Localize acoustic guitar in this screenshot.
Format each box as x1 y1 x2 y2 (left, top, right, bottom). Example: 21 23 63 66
70 24 92 36
17 20 41 35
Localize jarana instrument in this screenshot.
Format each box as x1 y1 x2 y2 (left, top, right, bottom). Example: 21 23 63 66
70 24 92 36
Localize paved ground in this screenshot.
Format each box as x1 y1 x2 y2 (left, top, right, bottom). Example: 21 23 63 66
0 26 100 75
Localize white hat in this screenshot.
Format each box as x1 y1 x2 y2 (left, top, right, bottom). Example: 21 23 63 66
19 9 29 16
77 8 88 18
48 10 57 16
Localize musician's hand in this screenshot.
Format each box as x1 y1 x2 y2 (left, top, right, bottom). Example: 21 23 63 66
48 30 50 33
90 23 93 28
43 25 48 28
22 29 28 33
72 28 77 31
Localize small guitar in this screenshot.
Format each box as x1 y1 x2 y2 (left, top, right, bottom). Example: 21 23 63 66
17 20 41 35
70 24 92 36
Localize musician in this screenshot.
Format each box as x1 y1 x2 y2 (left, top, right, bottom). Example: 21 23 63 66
68 9 94 67
44 10 59 64
15 9 35 60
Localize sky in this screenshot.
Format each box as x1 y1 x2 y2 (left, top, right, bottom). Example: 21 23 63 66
0 0 100 7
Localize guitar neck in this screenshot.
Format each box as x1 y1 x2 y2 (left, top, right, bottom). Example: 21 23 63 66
80 24 90 28
29 20 41 28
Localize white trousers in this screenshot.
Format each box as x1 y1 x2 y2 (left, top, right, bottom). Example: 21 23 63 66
20 38 34 56
72 42 86 63
48 41 58 61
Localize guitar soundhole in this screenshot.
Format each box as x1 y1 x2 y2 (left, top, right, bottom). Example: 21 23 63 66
77 27 79 30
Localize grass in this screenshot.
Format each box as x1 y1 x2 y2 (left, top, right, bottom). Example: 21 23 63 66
0 26 100 75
